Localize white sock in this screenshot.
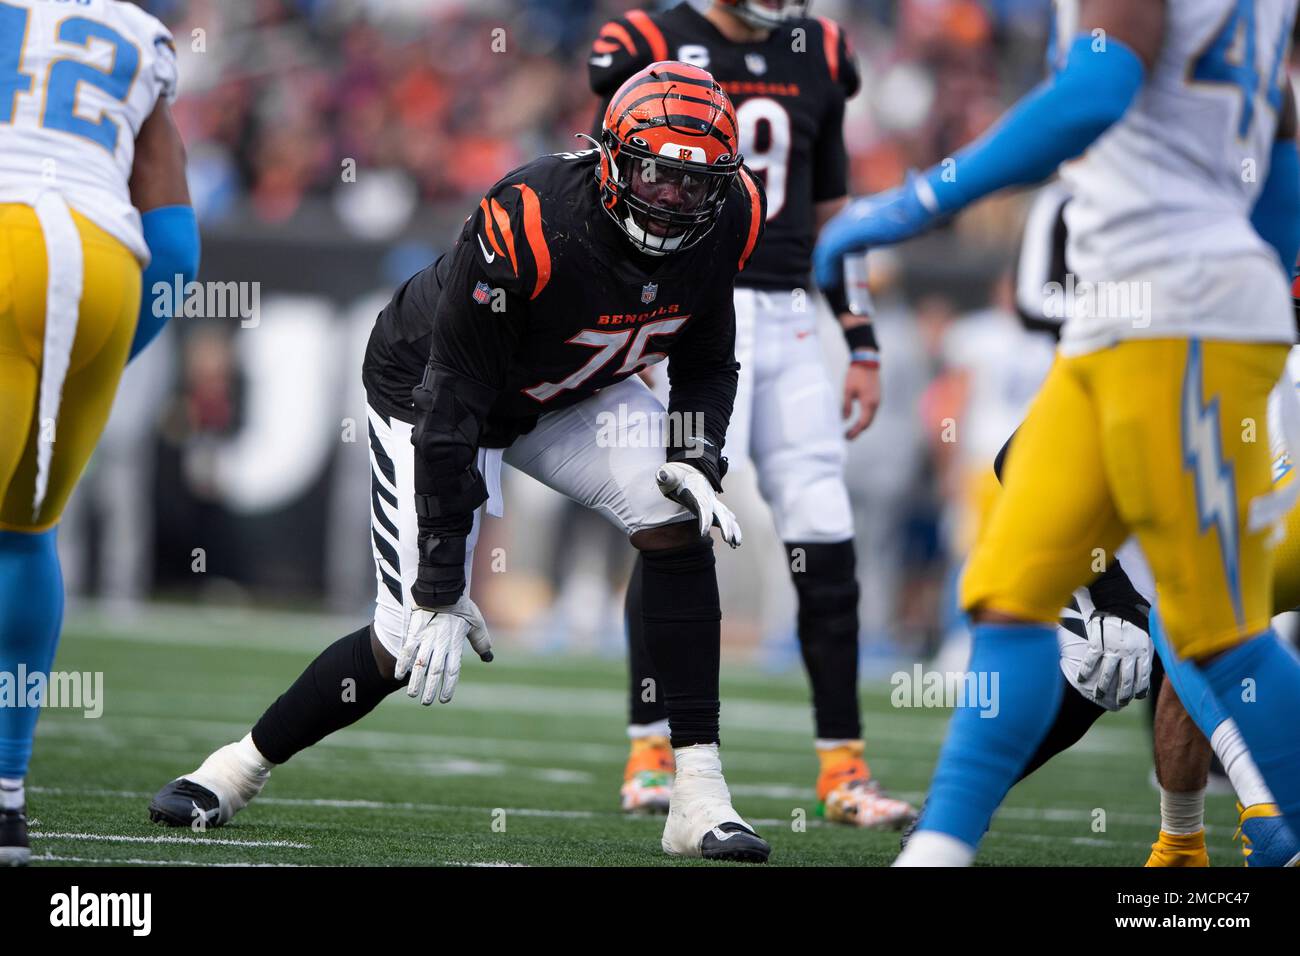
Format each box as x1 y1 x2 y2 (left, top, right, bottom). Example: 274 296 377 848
235 732 275 771
672 742 722 777
1159 787 1205 835
627 720 671 740
894 831 975 867
0 777 23 810
1210 718 1274 809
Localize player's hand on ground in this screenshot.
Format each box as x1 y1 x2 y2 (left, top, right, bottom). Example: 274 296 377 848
396 595 493 705
1077 612 1152 709
655 462 742 548
843 362 880 440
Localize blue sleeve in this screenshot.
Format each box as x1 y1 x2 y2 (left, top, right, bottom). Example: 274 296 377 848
1250 137 1300 275
921 34 1146 214
129 204 200 361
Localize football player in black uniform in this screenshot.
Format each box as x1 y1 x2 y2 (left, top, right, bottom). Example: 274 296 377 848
148 62 774 863
590 0 915 830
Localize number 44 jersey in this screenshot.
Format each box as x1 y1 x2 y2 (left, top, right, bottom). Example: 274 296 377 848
0 0 178 264
590 5 859 292
1058 0 1297 352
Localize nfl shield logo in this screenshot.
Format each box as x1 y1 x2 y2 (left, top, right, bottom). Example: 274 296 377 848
745 52 766 75
641 282 658 304
473 281 491 305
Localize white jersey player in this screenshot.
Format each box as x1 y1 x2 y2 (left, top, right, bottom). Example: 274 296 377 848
1 0 195 866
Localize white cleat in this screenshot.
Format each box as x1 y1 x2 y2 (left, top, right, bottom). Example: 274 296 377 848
661 744 769 863
148 734 272 829
893 830 976 867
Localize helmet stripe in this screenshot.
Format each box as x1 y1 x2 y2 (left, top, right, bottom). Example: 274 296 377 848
513 184 551 300
611 90 737 144
625 10 668 62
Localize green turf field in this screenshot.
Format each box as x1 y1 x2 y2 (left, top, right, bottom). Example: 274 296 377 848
23 604 1246 867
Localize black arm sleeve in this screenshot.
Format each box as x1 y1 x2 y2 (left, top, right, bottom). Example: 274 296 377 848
811 92 849 204
410 215 526 608
665 289 739 492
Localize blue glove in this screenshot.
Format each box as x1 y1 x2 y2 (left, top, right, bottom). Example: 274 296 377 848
813 174 938 292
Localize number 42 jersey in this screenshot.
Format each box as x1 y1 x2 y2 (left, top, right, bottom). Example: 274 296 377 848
0 0 178 264
590 4 858 292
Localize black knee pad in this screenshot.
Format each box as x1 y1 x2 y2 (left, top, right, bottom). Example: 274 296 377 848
787 540 860 635
640 536 720 624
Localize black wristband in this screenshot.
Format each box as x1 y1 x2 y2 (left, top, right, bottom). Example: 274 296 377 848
843 322 880 365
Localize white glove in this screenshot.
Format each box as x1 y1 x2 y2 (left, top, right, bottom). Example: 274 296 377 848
655 462 742 548
1075 612 1152 710
394 595 494 705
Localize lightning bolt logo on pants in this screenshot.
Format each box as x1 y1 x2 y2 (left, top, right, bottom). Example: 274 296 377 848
1181 339 1242 625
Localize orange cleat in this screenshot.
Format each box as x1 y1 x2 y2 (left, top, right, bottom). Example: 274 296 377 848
816 743 916 830
620 736 675 814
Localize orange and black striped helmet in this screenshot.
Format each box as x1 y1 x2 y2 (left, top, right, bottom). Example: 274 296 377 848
595 61 742 255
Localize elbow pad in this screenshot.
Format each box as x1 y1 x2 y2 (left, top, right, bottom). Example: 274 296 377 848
409 364 495 608
130 205 200 361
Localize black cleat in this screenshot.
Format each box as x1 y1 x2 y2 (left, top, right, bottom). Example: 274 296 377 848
149 778 222 829
700 822 770 863
0 805 30 866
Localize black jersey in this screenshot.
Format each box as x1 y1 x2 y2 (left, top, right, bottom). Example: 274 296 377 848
589 3 859 292
362 148 765 472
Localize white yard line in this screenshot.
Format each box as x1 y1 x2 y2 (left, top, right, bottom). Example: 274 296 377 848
30 830 311 849
30 852 307 867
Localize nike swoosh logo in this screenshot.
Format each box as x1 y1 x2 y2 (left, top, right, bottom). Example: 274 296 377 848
590 54 613 67
477 235 495 263
709 826 746 841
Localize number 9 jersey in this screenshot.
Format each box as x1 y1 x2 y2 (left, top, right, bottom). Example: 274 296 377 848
0 0 179 264
589 4 858 291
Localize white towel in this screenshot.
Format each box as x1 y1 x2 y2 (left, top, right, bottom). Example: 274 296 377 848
30 191 84 520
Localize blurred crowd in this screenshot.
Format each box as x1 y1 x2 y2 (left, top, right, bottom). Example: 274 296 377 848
143 0 1055 242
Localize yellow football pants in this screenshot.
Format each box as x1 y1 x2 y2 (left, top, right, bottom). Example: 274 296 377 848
961 338 1289 660
0 203 140 533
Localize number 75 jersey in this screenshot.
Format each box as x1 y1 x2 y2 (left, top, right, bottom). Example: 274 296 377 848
0 0 179 263
1059 0 1296 309
589 4 858 291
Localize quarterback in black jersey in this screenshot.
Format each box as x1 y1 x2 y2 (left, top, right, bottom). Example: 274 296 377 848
591 1 914 830
147 62 773 863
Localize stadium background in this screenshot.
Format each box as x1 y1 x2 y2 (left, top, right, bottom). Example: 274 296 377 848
64 0 1067 671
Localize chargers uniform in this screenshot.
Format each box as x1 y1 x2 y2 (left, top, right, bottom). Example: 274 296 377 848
962 0 1298 659
0 0 178 532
